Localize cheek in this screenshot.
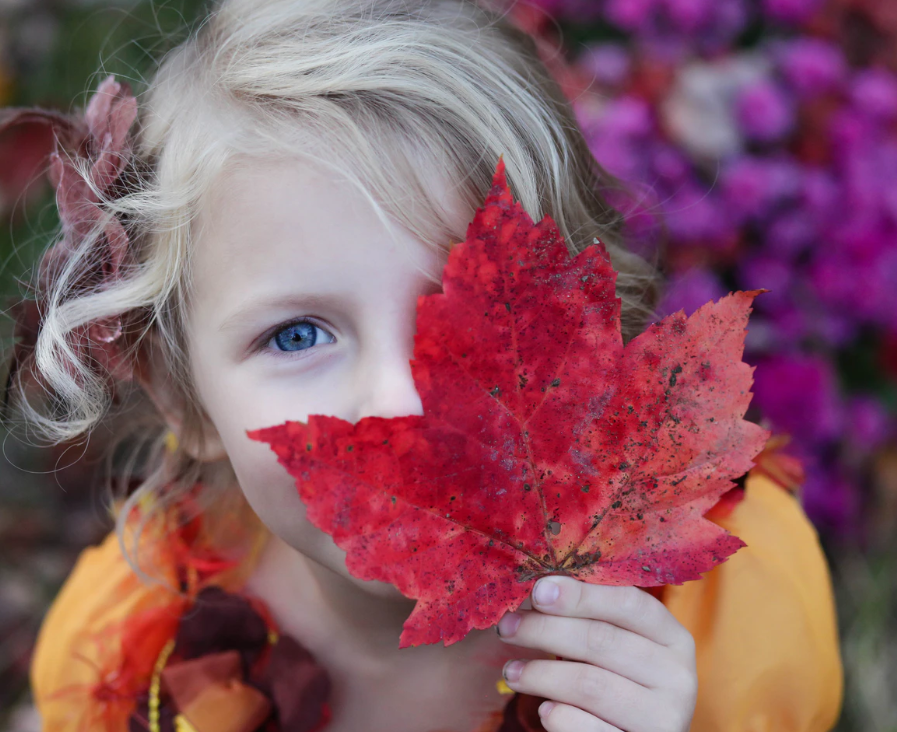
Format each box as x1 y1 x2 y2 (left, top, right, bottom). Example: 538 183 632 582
225 436 406 601
223 430 325 555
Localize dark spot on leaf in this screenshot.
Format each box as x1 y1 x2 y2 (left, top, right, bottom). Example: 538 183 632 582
490 386 500 397
306 443 312 452
504 302 511 313
670 364 682 387
347 445 353 452
550 378 561 387
548 520 561 535
611 501 622 509
642 566 651 572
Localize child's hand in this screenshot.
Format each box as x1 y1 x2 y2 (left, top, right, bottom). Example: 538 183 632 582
496 576 697 732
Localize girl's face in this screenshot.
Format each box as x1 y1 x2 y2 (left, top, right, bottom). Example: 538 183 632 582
185 156 467 596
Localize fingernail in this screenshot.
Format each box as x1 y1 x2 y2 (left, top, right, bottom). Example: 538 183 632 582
502 660 524 684
533 578 560 606
497 612 522 637
538 701 555 718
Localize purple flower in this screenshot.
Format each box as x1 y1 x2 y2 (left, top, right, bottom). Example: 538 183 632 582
578 43 631 88
850 68 897 122
845 396 892 453
763 299 810 343
721 155 802 223
808 311 854 349
657 268 727 317
651 145 691 185
800 168 840 222
800 467 860 541
661 183 730 245
604 0 656 30
582 96 656 181
739 253 793 310
776 38 847 98
736 78 795 142
662 0 714 34
519 0 604 21
701 0 752 49
764 209 818 259
752 354 843 447
761 0 822 25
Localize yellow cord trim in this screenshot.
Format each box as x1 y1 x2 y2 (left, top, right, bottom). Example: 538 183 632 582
174 715 200 732
164 430 180 453
496 678 514 695
149 638 176 732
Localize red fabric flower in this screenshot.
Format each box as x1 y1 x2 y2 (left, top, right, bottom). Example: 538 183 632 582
1 75 138 392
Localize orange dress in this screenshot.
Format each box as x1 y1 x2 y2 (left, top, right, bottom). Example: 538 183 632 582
31 471 843 732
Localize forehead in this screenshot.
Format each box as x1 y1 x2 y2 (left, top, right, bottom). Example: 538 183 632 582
187 154 463 314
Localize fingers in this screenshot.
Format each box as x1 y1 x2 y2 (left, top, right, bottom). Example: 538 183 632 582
537 701 623 732
502 658 662 732
497 611 680 688
528 576 694 653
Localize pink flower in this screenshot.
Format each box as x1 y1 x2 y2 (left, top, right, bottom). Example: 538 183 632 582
761 0 822 25
777 38 847 98
657 268 727 317
605 0 656 30
736 78 795 142
753 354 843 447
577 43 631 88
851 68 897 122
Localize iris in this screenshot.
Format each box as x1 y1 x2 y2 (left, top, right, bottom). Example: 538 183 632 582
271 321 333 352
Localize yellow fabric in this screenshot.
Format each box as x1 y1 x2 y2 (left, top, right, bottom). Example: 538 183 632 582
31 475 843 732
30 530 183 732
665 474 844 732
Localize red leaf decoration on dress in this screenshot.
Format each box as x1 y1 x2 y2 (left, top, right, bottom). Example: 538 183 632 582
250 157 769 648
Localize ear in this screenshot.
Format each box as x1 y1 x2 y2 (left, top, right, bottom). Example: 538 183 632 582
133 331 228 463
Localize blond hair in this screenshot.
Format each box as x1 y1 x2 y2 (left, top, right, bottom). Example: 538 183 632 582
10 0 659 573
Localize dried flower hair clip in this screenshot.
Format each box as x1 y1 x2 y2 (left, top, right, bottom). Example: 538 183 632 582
1 75 139 392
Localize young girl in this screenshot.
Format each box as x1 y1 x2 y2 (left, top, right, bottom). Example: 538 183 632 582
3 0 842 730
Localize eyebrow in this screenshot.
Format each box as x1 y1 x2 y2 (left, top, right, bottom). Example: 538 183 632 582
217 292 349 333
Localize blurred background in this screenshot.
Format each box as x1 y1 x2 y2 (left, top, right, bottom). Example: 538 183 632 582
0 0 895 729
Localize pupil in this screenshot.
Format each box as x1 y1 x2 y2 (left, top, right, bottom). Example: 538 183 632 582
275 322 317 351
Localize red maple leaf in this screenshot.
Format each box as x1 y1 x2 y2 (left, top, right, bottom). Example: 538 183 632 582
250 158 769 648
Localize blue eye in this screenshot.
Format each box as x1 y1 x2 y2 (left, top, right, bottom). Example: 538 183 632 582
270 321 335 352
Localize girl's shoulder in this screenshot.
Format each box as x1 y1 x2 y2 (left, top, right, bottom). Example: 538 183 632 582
665 453 844 732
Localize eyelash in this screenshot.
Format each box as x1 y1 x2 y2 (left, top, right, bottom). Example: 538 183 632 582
260 318 336 355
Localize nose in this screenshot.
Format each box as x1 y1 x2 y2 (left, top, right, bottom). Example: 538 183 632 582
352 350 425 422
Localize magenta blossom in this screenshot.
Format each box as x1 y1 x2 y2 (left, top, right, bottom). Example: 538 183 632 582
752 354 843 447
736 78 795 142
657 267 727 317
761 0 822 25
776 38 847 99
